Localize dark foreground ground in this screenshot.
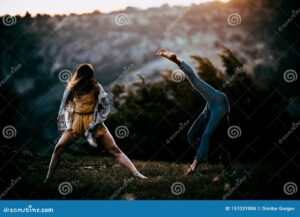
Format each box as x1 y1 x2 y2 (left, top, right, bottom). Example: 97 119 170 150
1 155 299 200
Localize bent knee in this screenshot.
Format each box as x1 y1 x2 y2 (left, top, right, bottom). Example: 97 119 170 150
214 92 227 104
212 95 230 115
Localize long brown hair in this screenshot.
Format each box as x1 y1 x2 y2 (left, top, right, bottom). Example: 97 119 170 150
67 63 98 95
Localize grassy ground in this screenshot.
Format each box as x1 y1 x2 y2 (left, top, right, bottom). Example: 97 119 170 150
5 155 294 200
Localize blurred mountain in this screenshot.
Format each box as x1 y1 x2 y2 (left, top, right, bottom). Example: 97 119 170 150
1 0 281 86
0 0 299 154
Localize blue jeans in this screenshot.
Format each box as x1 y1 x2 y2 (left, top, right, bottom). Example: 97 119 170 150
179 61 230 161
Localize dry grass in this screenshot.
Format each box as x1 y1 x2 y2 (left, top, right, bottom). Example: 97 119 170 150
10 156 285 200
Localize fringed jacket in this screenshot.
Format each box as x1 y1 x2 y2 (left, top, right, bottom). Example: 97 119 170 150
57 82 110 147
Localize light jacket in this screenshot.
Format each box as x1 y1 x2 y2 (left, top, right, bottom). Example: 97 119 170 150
57 82 110 147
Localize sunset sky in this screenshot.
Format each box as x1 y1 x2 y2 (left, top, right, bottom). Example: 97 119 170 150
0 0 229 16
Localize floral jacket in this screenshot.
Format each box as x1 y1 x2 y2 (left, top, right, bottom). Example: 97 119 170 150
57 82 110 147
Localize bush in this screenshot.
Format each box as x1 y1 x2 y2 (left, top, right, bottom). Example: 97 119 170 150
107 47 294 163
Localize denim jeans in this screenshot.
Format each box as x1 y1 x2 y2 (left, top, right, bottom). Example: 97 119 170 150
179 61 230 161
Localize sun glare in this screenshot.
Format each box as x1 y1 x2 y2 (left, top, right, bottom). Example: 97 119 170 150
0 0 230 16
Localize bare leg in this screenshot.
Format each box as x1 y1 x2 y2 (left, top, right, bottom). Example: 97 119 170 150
44 130 77 182
100 129 147 179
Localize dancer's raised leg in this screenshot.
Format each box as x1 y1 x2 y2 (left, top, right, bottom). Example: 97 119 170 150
157 49 223 104
157 48 230 175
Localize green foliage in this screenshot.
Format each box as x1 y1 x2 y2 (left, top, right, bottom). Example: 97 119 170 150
107 47 291 162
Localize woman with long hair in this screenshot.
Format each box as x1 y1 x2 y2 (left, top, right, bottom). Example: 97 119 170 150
157 48 230 175
44 64 147 182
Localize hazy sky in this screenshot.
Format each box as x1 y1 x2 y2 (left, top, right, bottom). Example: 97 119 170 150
0 0 228 16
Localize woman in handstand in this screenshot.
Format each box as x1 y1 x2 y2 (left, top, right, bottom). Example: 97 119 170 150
157 48 230 175
44 64 146 182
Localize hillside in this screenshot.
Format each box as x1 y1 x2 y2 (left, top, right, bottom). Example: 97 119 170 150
1 1 278 87
0 0 286 154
